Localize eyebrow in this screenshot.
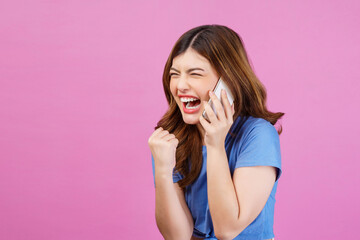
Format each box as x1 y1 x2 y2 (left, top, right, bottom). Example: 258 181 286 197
170 67 205 73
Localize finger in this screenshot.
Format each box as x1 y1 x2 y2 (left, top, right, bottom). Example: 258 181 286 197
204 101 218 124
162 133 176 141
150 127 163 139
209 90 226 121
221 89 233 120
199 113 211 131
154 127 163 133
169 137 179 146
157 129 169 138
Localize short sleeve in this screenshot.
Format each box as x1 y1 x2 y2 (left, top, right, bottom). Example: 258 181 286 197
235 121 282 182
172 167 183 183
151 154 184 188
151 154 156 187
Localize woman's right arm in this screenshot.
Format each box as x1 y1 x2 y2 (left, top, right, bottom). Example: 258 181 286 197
155 175 194 239
148 127 194 240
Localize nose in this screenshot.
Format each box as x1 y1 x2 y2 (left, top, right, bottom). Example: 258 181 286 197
176 75 190 92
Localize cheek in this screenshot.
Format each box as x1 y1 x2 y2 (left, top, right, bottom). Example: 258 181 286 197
169 79 178 96
199 87 211 100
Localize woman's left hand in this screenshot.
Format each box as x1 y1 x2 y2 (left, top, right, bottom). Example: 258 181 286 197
199 89 235 148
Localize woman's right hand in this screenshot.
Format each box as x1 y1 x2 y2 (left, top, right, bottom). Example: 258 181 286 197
148 127 179 173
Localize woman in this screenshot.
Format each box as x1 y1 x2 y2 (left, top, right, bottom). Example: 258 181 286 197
148 24 284 240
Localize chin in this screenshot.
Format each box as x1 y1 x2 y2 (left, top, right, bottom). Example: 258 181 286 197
182 114 201 125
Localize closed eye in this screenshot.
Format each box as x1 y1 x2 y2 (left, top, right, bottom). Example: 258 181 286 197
169 73 202 76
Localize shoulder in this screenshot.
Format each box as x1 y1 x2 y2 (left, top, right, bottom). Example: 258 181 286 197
248 117 279 140
229 116 282 180
227 116 281 164
231 116 279 143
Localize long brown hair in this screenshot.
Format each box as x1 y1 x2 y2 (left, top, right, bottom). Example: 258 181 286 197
156 24 284 190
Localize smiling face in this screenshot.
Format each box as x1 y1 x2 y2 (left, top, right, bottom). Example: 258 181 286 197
170 48 219 125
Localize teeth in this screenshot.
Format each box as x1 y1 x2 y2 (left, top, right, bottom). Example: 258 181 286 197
186 102 200 109
180 97 199 102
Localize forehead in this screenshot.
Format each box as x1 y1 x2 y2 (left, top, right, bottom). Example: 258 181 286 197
171 48 210 69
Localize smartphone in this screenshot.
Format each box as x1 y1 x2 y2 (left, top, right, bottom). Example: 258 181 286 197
202 77 234 121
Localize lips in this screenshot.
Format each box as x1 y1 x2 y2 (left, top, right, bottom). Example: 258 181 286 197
176 94 202 114
181 99 201 114
178 94 199 99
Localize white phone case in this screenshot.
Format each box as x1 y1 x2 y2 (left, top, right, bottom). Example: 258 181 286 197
202 77 234 121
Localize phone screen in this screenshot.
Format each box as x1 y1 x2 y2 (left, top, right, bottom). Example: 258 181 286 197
202 77 234 121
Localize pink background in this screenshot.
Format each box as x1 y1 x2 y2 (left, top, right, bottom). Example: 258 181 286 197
1 0 359 239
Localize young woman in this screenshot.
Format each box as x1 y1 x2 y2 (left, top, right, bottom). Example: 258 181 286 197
148 24 284 240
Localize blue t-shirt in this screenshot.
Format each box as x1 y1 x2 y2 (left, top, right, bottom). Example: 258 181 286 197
151 115 282 240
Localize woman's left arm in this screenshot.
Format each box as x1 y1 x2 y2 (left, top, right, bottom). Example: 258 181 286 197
199 90 276 240
207 146 276 240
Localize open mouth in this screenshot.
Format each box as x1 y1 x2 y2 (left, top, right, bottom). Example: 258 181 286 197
183 99 201 109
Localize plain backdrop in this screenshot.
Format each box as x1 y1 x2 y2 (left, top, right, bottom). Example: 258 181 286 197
1 0 359 239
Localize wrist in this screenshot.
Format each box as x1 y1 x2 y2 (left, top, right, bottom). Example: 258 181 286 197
154 170 174 187
206 144 225 152
155 166 173 178
206 145 227 162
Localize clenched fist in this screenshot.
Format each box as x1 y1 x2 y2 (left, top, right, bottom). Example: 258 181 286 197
148 127 179 174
